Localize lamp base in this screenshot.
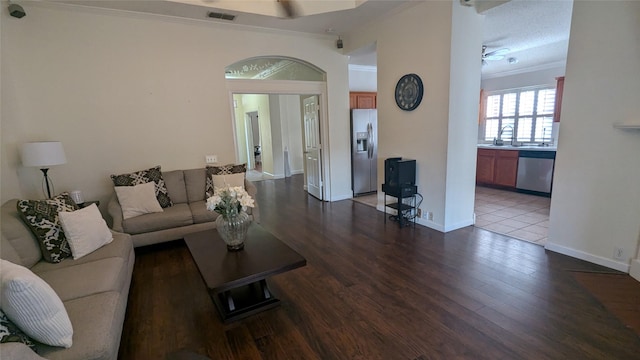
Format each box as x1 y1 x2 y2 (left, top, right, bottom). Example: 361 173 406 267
40 168 54 199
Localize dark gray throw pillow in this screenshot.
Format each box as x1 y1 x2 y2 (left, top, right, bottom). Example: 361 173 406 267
17 193 78 263
0 310 38 353
205 164 247 197
110 165 173 208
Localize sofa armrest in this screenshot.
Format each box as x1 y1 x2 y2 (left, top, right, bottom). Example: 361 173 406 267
107 193 125 232
244 179 260 223
0 343 47 360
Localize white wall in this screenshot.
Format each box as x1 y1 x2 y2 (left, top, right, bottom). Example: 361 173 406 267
280 95 304 175
345 1 482 231
547 1 640 273
348 65 377 92
1 2 351 208
444 1 483 231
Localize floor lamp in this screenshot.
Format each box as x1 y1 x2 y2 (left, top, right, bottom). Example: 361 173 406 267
21 141 67 199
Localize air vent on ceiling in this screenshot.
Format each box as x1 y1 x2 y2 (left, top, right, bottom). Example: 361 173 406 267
207 12 236 21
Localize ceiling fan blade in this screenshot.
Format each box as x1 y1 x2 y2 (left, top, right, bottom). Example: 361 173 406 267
277 0 298 18
484 54 506 61
484 48 510 57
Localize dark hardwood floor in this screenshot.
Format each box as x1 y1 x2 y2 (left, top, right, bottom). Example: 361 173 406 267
119 175 640 359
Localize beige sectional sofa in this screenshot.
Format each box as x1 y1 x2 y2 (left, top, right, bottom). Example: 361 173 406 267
108 167 259 248
0 200 135 360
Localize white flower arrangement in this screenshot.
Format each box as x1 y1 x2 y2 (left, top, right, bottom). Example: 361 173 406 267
206 186 255 220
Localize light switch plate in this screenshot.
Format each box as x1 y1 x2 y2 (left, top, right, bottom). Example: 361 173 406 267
205 155 218 164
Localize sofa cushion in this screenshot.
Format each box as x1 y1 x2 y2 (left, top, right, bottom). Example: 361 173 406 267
0 260 73 348
205 164 247 197
58 204 114 260
211 172 245 193
163 170 188 204
36 257 126 302
0 309 38 353
30 232 132 274
17 193 79 263
189 200 218 224
184 168 207 203
114 182 164 220
110 165 173 208
36 292 124 360
122 203 193 235
1 201 42 267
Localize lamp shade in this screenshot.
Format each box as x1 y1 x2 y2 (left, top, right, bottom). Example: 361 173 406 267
21 142 67 167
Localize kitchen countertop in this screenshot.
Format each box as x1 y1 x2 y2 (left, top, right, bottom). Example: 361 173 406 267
477 144 557 152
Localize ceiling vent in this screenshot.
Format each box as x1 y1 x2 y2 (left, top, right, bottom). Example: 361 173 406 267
207 12 236 21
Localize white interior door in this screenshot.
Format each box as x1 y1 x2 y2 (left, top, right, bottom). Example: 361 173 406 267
303 95 323 200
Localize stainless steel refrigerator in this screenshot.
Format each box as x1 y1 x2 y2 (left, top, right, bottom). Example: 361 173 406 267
351 109 378 196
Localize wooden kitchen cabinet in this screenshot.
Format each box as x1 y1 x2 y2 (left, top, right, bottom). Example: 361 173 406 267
494 150 519 187
476 149 519 188
476 149 495 184
350 92 377 109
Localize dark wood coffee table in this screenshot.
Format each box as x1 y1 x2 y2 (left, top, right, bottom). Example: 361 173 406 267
184 225 306 323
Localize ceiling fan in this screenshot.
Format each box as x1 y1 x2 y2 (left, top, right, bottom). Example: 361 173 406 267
277 0 299 18
482 45 510 66
203 0 300 19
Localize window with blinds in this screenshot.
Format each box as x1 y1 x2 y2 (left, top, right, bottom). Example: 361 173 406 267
484 87 556 144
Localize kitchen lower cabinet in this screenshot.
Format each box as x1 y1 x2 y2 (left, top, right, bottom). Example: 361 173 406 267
494 150 519 187
476 149 519 188
476 149 495 184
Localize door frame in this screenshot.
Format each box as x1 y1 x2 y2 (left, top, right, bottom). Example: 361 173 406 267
226 79 330 201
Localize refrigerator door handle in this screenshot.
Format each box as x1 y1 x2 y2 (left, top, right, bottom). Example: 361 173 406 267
367 123 374 159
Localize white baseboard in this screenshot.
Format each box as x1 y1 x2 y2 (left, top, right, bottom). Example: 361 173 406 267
443 218 475 232
375 205 445 232
544 242 630 273
290 169 304 175
331 193 352 202
630 259 640 282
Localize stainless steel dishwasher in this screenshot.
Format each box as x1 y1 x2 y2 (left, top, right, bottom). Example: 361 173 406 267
516 150 556 195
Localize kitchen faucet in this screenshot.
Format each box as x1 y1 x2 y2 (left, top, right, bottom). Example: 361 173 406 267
494 125 515 145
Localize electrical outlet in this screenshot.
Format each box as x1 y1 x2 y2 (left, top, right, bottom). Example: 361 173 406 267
417 208 422 218
205 155 218 164
613 247 625 260
427 212 434 221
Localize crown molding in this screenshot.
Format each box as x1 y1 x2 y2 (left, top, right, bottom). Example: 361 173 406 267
348 64 377 72
482 61 566 80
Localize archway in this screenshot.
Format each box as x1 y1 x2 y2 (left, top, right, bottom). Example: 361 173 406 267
225 56 329 200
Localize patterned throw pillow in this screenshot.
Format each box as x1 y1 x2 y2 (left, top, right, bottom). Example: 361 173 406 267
17 193 78 263
0 310 38 353
205 164 247 197
110 165 173 208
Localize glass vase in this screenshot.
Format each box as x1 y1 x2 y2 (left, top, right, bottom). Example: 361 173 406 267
216 210 251 251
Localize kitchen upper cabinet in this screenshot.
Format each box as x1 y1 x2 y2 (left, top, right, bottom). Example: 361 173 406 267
350 92 377 109
476 149 519 188
553 76 564 122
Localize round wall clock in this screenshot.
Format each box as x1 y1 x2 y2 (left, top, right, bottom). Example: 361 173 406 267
395 73 424 111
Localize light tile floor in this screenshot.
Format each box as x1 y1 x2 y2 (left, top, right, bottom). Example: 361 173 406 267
474 186 551 246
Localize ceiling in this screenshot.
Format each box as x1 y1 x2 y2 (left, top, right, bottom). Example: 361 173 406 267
60 0 573 79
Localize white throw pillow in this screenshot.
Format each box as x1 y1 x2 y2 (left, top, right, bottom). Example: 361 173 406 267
0 260 73 348
114 182 164 220
212 173 245 194
58 204 114 259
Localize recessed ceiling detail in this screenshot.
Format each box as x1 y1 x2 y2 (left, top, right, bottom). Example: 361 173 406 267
169 0 365 18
